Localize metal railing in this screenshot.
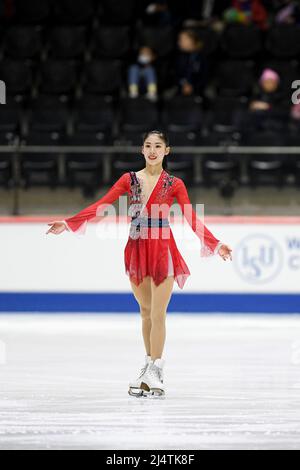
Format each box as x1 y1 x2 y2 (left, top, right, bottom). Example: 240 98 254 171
0 143 299 215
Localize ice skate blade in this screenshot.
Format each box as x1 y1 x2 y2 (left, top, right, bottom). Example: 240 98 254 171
128 387 145 398
128 389 138 397
142 389 166 399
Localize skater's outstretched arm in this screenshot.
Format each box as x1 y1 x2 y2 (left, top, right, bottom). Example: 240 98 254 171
173 178 232 260
46 172 130 236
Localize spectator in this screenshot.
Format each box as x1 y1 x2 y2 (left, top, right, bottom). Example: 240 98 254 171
275 0 300 24
250 68 282 111
139 1 172 26
128 46 158 101
176 29 208 97
224 0 269 30
246 68 287 131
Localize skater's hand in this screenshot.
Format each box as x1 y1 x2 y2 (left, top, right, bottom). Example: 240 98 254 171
46 221 67 235
218 244 232 261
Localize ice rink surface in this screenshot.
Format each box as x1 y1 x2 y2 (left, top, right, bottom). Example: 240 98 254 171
0 313 300 450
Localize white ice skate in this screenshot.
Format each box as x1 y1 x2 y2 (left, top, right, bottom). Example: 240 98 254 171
128 355 151 397
140 358 165 398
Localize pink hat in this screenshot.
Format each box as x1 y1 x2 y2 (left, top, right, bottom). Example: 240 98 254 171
260 68 280 84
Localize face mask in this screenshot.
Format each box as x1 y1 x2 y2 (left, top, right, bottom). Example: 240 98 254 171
138 54 151 65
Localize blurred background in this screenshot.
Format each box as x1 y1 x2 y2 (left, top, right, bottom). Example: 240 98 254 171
0 0 300 215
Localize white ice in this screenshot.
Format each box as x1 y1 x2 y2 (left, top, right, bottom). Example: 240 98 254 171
0 313 300 450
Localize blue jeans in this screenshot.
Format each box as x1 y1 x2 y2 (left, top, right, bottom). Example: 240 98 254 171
128 65 157 93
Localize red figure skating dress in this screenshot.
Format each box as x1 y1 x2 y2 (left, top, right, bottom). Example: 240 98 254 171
63 170 222 289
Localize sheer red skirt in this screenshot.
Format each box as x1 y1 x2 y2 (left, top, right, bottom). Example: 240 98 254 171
124 228 190 289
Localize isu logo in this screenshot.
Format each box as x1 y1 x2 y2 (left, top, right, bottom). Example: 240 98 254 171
0 80 6 104
234 234 283 284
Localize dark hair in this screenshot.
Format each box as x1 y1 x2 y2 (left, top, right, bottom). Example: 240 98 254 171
180 29 203 49
142 130 170 170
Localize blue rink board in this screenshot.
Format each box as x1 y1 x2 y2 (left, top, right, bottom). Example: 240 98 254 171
0 293 299 313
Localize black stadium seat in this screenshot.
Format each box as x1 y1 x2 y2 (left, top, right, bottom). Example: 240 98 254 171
221 24 262 59
0 105 21 141
64 133 105 195
161 98 198 183
13 0 50 24
3 26 42 59
90 27 131 60
46 26 87 59
163 130 200 147
0 98 17 190
53 0 95 25
266 25 300 59
111 154 144 184
26 95 69 135
202 155 241 190
206 96 248 135
20 96 67 189
98 0 137 25
200 133 241 189
162 96 203 132
82 60 123 95
73 94 115 141
38 60 78 95
0 97 21 136
116 97 160 145
0 59 33 97
215 60 255 97
0 133 14 189
120 97 159 133
245 132 287 187
20 132 61 189
192 27 220 56
0 158 13 188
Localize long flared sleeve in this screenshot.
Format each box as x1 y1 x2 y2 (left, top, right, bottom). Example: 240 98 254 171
173 177 223 257
63 172 130 236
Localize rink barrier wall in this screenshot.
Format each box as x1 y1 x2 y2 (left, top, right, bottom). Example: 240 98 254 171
0 293 300 314
0 216 299 314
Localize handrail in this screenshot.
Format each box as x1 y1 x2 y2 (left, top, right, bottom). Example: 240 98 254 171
1 145 300 154
1 144 299 216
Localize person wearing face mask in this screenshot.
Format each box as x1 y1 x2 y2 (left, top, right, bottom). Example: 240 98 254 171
128 46 158 101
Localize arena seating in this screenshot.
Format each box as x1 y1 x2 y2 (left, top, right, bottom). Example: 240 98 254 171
0 0 299 192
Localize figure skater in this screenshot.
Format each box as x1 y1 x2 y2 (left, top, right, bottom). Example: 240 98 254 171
46 130 232 399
